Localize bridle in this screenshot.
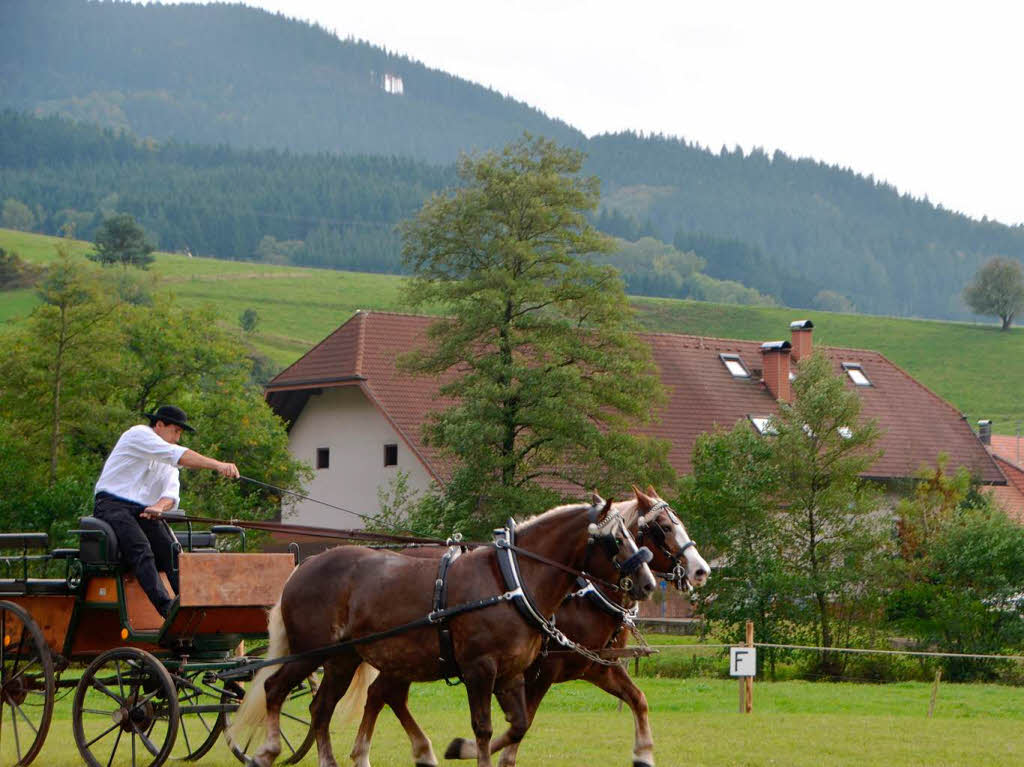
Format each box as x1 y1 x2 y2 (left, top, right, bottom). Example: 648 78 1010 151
582 503 654 594
636 500 697 591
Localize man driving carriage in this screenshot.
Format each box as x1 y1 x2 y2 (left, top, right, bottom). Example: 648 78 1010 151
93 405 240 617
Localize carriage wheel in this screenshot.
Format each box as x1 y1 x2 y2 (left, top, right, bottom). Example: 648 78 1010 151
221 672 318 765
72 647 179 767
0 601 55 767
167 669 226 761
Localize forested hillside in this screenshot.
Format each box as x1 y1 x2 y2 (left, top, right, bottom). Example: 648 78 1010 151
0 0 582 163
0 112 769 304
3 0 1024 319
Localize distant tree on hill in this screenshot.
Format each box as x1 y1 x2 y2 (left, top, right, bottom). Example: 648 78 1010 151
963 256 1024 330
0 248 43 290
2 198 35 231
89 214 155 269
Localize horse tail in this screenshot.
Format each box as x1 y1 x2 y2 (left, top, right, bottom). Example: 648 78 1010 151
332 662 379 730
226 599 291 745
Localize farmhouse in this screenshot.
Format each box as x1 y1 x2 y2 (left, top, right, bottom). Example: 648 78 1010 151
265 311 1005 529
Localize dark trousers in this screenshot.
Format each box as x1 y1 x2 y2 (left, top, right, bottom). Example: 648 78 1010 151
93 494 179 617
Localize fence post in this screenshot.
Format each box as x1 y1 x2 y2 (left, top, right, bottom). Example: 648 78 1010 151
745 620 754 713
928 669 942 717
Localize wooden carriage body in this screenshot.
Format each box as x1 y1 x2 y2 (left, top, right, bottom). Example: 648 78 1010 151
0 519 305 767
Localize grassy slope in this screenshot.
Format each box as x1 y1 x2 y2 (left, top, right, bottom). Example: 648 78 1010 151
31 677 1024 766
4 228 1023 433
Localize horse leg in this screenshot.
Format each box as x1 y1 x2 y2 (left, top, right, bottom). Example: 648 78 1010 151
492 677 530 767
444 669 553 763
459 659 498 767
254 659 321 767
588 664 654 767
373 676 438 766
308 656 361 767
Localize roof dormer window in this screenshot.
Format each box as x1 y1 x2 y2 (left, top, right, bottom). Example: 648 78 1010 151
842 362 871 386
749 415 777 435
720 354 750 378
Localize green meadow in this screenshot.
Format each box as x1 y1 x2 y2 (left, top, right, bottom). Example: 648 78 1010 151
24 675 1024 766
3 227 1023 433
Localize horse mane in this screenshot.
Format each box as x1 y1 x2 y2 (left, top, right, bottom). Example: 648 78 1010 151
515 502 590 532
612 498 642 530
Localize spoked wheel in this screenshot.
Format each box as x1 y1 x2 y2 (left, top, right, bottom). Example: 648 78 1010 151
0 601 55 767
72 648 179 767
222 672 319 765
168 669 227 761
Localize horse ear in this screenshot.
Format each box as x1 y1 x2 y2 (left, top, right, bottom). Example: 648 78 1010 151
646 484 659 498
591 492 606 508
633 485 653 508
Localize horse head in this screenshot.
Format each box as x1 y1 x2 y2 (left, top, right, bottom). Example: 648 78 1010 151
632 485 710 590
585 492 658 600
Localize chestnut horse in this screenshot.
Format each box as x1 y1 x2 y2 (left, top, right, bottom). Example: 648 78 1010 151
358 487 709 767
227 497 657 767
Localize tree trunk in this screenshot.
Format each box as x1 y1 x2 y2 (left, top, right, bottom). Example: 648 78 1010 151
49 306 68 486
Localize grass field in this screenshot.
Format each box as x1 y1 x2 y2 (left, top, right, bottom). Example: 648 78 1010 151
3 227 1024 433
23 676 1024 766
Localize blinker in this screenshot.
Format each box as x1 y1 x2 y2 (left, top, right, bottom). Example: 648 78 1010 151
619 546 653 575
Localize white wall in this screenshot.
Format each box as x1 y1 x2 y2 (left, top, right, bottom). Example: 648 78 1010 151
286 385 434 529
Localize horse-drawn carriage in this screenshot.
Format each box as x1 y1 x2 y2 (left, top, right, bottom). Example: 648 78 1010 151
2 489 708 767
0 513 316 767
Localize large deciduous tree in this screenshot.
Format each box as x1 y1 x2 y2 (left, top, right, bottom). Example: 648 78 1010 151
963 256 1024 330
89 213 155 269
399 135 673 536
770 352 887 676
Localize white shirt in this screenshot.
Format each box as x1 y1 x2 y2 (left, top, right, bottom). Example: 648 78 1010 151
94 425 189 508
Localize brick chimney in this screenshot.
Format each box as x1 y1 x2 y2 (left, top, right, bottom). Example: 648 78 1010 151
790 320 814 362
761 341 792 402
978 419 992 445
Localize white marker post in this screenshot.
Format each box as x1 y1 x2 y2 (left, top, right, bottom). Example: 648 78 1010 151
730 620 756 713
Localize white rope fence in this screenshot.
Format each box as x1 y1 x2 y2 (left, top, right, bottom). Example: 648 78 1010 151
640 642 1024 662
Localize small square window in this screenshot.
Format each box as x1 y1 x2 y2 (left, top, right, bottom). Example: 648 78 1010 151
384 443 398 467
749 415 777 435
720 354 750 378
842 362 871 386
316 447 330 469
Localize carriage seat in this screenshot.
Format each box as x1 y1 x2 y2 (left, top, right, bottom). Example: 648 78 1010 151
174 530 217 551
77 516 121 565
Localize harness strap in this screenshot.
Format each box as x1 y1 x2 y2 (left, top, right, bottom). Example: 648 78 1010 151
568 576 638 625
217 589 515 681
433 545 463 684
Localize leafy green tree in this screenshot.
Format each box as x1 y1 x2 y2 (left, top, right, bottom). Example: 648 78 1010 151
963 256 1024 330
888 494 1024 680
0 247 42 290
0 259 308 533
89 213 155 269
0 246 122 484
769 352 887 676
682 422 796 678
2 197 35 231
239 307 259 333
400 134 673 536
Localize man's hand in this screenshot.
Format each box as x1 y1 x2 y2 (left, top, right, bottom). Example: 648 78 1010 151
140 506 164 519
217 461 240 479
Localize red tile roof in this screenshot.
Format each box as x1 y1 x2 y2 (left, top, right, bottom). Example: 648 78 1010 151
266 311 1005 485
989 435 1024 469
991 455 1024 523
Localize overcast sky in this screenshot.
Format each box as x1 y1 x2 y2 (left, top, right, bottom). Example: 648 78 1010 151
149 1 1024 225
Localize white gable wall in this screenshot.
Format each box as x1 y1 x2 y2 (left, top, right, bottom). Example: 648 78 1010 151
285 385 434 529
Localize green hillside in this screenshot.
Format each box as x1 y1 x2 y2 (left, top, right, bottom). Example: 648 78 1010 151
3 0 1024 321
4 228 1022 435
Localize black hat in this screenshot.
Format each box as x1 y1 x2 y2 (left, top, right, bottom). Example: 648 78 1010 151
144 405 196 433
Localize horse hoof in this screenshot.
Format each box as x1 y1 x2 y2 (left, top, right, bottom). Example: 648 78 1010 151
444 738 470 760
416 763 438 767
633 762 654 767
